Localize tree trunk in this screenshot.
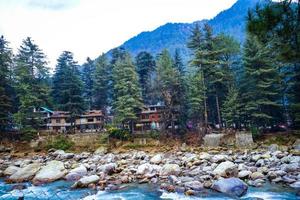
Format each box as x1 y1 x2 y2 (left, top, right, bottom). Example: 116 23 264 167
202 71 208 132
215 92 222 128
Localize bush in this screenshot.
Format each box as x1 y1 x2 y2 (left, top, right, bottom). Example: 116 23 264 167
46 135 74 151
99 133 109 144
107 126 131 140
20 127 37 141
149 130 160 139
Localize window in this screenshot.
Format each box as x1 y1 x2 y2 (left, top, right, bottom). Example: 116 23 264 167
87 118 94 122
150 107 155 111
96 117 102 121
56 119 61 123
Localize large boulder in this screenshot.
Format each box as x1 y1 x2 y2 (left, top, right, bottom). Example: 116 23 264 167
212 178 248 197
160 164 181 176
150 154 163 164
94 146 108 155
65 165 87 181
97 163 117 175
203 134 224 147
72 175 100 188
3 166 20 176
184 181 204 191
235 133 254 148
213 161 237 177
33 160 67 184
136 163 155 175
8 163 41 182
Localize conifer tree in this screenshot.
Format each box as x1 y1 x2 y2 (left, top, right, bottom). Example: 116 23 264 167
52 51 85 132
222 85 241 128
135 51 156 104
0 36 13 131
240 35 282 128
93 54 110 111
156 49 180 132
112 53 143 133
81 57 95 110
14 37 50 136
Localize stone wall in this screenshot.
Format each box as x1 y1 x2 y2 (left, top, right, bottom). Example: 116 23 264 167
203 132 254 148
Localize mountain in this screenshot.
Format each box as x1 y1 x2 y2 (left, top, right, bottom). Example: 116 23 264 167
107 0 267 62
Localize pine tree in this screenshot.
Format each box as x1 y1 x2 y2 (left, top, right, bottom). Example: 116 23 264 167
0 36 13 131
187 70 205 126
222 85 241 128
14 37 50 136
93 54 110 111
240 35 282 128
81 57 95 110
135 51 156 104
112 53 143 132
156 49 180 132
52 51 85 132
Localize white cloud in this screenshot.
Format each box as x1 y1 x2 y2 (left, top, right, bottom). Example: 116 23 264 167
0 0 237 69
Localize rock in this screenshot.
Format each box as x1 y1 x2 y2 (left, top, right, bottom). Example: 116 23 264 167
211 154 228 163
94 146 108 155
212 178 248 197
238 170 252 179
268 144 279 152
8 163 41 182
184 181 203 191
3 166 20 176
282 163 299 172
290 181 300 189
255 159 264 167
213 161 237 177
185 189 195 196
199 152 211 160
293 139 300 150
250 172 265 180
136 163 154 175
251 155 261 162
235 133 254 148
168 175 179 184
203 134 224 147
150 154 163 164
73 175 100 188
98 163 117 175
160 164 181 176
33 160 66 184
65 165 87 181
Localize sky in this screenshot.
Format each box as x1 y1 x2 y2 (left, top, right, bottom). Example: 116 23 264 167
0 0 237 68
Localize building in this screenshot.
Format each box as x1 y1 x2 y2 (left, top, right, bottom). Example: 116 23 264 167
134 105 165 132
36 108 105 133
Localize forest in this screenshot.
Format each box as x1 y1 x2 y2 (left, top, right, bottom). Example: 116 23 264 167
0 0 299 138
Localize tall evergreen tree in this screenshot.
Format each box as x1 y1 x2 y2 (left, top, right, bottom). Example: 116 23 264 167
247 0 300 128
135 51 156 104
14 37 50 135
222 85 241 128
240 35 282 128
52 51 85 131
93 54 110 111
81 57 95 110
0 36 13 131
112 53 143 132
156 49 180 133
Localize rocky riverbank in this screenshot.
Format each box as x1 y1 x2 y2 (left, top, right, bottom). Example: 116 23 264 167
0 142 300 198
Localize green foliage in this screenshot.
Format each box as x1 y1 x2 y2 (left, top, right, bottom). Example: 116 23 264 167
93 54 110 110
20 127 37 141
107 126 131 140
46 135 74 151
149 130 160 139
99 133 109 144
135 51 156 104
14 37 50 133
240 34 282 127
0 35 13 131
222 85 241 128
81 57 95 110
112 52 143 130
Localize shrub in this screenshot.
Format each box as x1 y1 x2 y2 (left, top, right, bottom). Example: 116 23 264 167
46 135 74 150
20 127 37 141
107 126 131 140
99 133 109 144
149 130 160 139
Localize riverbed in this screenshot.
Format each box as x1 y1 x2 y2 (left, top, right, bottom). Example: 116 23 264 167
1 179 299 200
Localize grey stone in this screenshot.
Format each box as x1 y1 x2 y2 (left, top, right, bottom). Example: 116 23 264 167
212 178 248 197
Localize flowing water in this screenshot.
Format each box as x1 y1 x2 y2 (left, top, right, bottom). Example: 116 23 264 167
0 179 299 200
